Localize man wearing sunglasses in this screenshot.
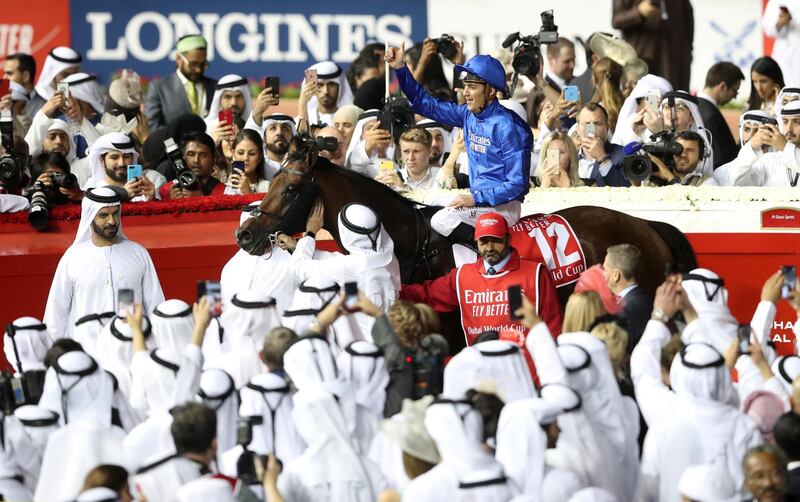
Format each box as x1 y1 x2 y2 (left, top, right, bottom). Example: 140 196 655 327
145 34 217 130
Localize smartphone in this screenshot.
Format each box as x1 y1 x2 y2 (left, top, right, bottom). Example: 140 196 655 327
343 281 359 313
645 89 661 116
0 79 8 98
236 418 253 446
127 164 143 183
453 67 465 90
379 159 394 172
583 123 596 139
57 81 70 99
218 109 234 126
508 285 523 321
264 76 280 97
198 280 223 316
231 160 245 175
737 324 752 354
664 263 682 279
305 69 318 86
546 148 559 166
117 288 134 318
11 377 24 405
781 265 797 299
563 85 580 103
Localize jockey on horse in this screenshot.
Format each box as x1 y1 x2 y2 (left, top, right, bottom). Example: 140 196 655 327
385 45 533 250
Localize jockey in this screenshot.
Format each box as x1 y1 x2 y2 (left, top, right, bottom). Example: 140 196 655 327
386 46 533 248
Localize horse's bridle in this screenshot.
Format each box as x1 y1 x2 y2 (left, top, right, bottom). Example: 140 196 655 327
247 164 316 256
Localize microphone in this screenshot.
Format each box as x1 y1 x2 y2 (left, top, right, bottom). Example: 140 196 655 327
502 32 520 49
623 141 642 155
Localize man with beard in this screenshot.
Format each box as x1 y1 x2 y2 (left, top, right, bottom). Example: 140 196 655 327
43 187 164 340
646 130 717 186
83 132 164 201
733 100 800 186
743 445 790 502
401 212 562 345
418 120 451 167
145 35 217 131
205 74 252 141
158 132 226 198
297 61 354 127
258 113 295 179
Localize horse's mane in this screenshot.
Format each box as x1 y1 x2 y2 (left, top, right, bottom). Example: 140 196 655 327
314 157 433 213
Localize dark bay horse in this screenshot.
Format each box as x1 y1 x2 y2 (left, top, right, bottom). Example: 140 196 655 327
237 137 696 311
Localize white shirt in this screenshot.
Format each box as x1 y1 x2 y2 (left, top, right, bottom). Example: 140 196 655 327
697 91 717 106
400 166 441 190
734 143 800 186
578 147 614 178
43 238 164 340
176 69 208 117
618 284 638 299
220 247 297 317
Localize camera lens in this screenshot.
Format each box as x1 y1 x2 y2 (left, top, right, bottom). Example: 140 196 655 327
0 156 18 181
28 188 50 231
178 170 198 190
623 155 652 182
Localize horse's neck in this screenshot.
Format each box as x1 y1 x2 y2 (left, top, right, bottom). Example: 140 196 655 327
318 167 420 257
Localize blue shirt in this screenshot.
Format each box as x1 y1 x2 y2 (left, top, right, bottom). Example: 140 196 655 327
482 251 512 275
395 66 532 206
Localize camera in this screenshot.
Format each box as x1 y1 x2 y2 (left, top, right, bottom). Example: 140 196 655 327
411 334 448 399
164 138 199 190
28 181 51 231
235 416 273 485
622 131 684 182
299 134 338 153
0 110 20 189
377 96 415 142
502 10 559 78
50 172 78 190
431 34 458 60
0 370 46 414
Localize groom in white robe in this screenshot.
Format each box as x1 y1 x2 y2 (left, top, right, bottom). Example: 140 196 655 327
43 186 164 340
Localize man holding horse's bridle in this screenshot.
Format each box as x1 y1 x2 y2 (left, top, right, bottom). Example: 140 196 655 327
386 44 533 252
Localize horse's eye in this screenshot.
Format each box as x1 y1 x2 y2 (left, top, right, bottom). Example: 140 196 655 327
285 185 298 195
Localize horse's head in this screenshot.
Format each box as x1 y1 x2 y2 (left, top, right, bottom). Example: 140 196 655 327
236 136 320 255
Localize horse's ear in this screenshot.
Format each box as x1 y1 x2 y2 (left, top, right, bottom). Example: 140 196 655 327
308 146 319 167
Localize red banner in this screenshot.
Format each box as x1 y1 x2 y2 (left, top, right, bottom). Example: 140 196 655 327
761 207 800 229
0 0 70 81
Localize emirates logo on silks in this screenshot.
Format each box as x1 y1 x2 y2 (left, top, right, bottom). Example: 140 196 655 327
481 218 499 226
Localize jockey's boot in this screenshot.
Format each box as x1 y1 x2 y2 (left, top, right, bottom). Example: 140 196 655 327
447 222 477 252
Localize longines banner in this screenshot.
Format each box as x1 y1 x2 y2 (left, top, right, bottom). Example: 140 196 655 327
68 0 427 81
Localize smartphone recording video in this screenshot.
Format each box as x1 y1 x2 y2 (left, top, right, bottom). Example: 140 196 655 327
781 265 797 299
198 280 223 316
117 288 134 318
508 285 523 321
737 324 751 354
343 282 359 313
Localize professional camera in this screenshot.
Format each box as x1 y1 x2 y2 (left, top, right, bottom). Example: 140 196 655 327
235 415 273 485
378 96 416 142
622 131 684 182
27 181 51 231
50 172 79 190
299 134 338 153
164 138 199 190
0 110 21 189
502 10 559 78
411 334 448 399
431 34 458 60
0 370 46 414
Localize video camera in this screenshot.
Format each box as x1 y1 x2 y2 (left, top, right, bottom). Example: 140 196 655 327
164 138 199 190
431 34 458 60
0 110 21 190
378 96 415 142
298 133 338 153
622 130 684 182
0 323 47 413
502 10 559 79
235 415 284 486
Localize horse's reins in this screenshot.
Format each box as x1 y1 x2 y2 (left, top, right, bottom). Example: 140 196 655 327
248 164 316 255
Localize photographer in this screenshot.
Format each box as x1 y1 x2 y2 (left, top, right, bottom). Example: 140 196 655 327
408 36 465 100
643 130 717 186
713 111 776 186
27 152 83 204
158 132 226 199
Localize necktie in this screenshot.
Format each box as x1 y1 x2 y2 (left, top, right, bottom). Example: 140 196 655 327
187 81 199 115
487 266 496 276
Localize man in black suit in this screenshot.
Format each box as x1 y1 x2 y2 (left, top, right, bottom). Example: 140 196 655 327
602 243 652 351
697 62 744 168
774 412 800 501
145 34 217 131
577 102 630 187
